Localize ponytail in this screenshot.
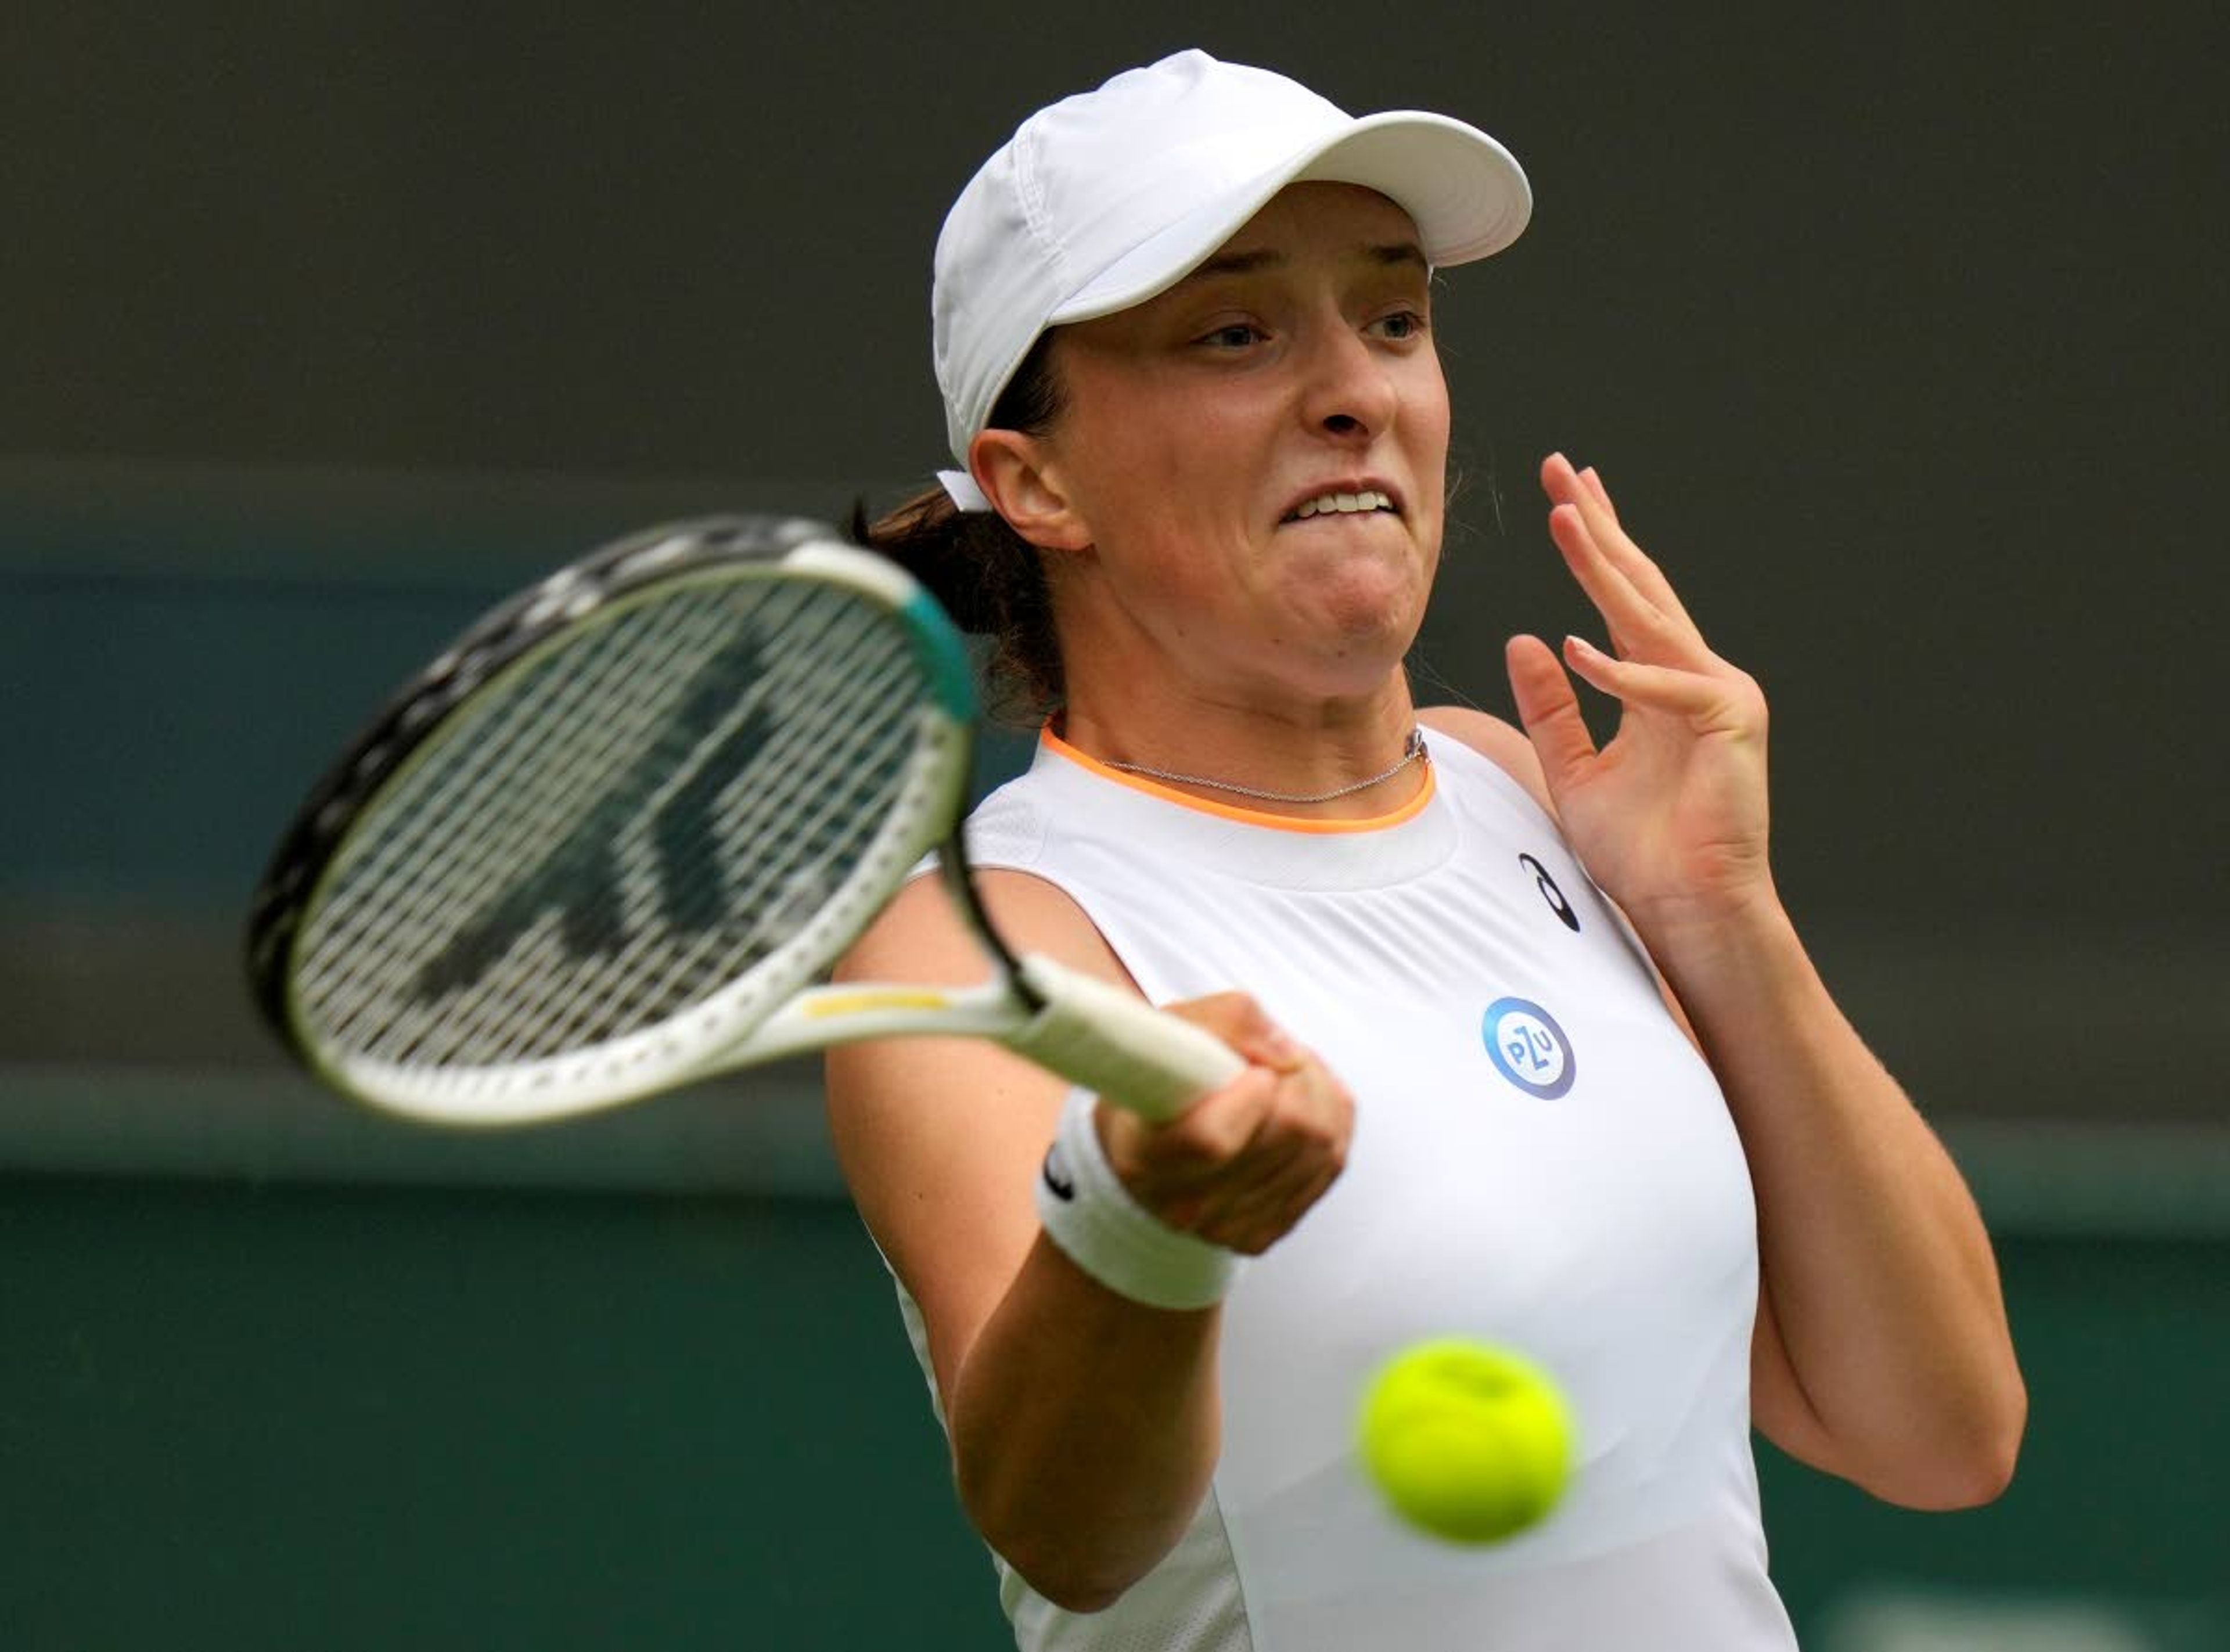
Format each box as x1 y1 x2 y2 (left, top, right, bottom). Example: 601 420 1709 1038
854 334 1067 726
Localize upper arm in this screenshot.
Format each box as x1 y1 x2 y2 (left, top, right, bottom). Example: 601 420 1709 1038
822 869 1138 1408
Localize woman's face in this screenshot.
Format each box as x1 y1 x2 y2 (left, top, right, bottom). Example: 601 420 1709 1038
1026 182 1452 706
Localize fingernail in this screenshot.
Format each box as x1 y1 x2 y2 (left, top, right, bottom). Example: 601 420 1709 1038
1566 634 1602 658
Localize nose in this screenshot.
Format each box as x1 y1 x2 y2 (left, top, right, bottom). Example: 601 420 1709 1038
1298 322 1399 443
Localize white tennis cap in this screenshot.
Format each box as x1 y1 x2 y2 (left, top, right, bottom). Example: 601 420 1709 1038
931 50 1532 490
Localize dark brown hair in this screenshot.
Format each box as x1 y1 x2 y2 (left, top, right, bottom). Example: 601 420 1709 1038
854 334 1067 726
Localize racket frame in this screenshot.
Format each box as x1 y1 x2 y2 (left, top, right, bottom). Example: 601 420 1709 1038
247 515 1242 1132
248 519 1001 1125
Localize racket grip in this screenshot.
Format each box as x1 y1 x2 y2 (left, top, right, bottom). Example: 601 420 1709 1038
1009 954 1247 1122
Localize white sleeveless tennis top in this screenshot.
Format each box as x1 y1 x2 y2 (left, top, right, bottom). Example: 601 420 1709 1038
891 726 1797 1652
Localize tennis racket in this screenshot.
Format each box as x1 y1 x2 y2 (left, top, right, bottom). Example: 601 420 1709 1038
244 513 1243 1129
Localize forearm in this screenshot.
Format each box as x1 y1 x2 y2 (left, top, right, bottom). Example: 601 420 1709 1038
1638 885 2026 1500
948 1233 1222 1611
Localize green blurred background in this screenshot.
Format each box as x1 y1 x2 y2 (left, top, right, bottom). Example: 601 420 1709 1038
4 3 2224 1647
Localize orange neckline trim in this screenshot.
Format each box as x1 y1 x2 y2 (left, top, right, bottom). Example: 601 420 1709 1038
1041 724 1437 835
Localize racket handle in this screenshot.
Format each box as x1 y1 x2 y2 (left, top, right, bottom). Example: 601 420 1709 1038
1009 954 1247 1123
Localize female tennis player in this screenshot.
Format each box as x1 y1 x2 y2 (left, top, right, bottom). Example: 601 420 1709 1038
825 49 2024 1650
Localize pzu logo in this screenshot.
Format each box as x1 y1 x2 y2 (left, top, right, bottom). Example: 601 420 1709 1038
1482 998 1577 1100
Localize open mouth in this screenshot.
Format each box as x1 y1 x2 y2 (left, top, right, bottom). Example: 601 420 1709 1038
1281 489 1398 524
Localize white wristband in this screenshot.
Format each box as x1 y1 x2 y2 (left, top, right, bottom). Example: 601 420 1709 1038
1034 1087 1242 1311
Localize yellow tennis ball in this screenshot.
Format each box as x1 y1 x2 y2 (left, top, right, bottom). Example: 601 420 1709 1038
1357 1339 1575 1545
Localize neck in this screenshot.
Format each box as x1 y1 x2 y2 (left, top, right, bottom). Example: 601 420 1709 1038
1056 683 1426 822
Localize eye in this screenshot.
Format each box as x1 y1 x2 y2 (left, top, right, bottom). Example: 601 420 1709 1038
1196 321 1267 350
1369 307 1430 342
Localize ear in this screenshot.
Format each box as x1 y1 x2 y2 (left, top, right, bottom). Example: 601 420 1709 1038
969 429 1092 554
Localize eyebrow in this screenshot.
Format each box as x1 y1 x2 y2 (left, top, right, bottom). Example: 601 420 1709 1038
1181 242 1429 285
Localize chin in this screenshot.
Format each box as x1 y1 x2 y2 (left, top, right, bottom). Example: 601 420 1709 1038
1287 607 1424 700
1308 560 1429 646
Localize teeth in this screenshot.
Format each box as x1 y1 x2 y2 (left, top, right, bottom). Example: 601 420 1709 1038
1291 490 1393 519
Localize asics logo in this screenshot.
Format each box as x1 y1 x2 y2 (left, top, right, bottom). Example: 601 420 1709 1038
1519 852 1580 933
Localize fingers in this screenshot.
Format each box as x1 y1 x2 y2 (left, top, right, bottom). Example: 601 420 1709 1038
1160 991 1304 1074
1100 996 1353 1255
1544 497 1684 665
1504 632 1598 798
1535 454 1768 735
1577 462 1618 521
1165 1081 1347 1254
1559 634 1743 722
1539 452 1700 646
1540 448 1619 524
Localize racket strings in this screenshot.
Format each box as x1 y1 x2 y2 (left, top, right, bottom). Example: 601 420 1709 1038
333 597 740 1038
319 586 915 1066
305 598 723 1061
619 645 921 1040
294 575 933 1070
484 583 916 1051
520 623 922 1064
318 593 754 1058
406 590 892 1064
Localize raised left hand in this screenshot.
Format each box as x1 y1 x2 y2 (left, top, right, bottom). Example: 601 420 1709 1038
1504 453 1775 938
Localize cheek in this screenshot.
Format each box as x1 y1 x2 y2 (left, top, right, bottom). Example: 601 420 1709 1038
1407 385 1453 541
1409 366 1454 463
1066 390 1267 541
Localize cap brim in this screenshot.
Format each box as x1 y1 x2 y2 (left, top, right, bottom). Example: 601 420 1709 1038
1049 110 1531 326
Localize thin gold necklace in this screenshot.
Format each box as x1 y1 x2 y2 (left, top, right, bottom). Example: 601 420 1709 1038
1098 729 1429 805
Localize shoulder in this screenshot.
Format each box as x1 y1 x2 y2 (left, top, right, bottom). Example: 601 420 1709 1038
1416 704 1560 822
836 861 1133 995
